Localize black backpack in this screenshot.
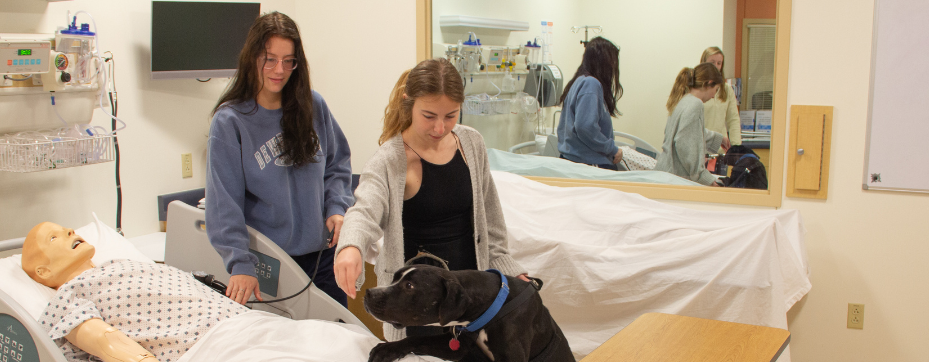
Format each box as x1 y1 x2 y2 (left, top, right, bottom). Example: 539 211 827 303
721 145 768 190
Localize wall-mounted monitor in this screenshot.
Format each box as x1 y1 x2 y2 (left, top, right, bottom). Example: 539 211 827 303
151 1 260 80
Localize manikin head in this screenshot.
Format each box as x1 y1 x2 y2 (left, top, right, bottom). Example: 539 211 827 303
21 222 95 289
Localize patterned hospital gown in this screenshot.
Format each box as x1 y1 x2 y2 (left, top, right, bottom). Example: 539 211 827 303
38 260 248 362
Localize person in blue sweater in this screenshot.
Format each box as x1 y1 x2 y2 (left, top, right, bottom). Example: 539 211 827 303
206 12 353 307
557 36 625 170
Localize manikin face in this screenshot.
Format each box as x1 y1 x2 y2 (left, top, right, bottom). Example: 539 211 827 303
407 94 461 144
706 53 724 72
22 222 95 288
257 35 296 99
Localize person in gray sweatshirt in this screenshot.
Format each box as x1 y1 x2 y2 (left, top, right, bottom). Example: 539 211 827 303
205 12 353 307
655 62 731 186
333 58 530 341
557 37 625 170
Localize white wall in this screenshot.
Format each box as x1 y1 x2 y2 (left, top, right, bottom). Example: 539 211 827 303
0 0 294 240
294 1 417 173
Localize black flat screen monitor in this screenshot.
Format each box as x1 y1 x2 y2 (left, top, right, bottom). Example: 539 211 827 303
151 1 260 80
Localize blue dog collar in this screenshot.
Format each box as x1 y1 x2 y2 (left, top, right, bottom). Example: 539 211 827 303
457 269 509 333
738 153 759 162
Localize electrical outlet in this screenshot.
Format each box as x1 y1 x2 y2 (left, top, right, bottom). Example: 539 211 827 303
847 303 864 329
181 153 193 178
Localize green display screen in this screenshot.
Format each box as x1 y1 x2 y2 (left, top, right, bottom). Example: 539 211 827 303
18 49 31 56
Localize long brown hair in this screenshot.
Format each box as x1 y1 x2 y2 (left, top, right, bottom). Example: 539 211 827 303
665 62 723 114
558 36 623 117
379 58 464 145
212 12 319 167
700 46 728 102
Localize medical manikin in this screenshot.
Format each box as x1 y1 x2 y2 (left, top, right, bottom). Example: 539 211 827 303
21 222 246 362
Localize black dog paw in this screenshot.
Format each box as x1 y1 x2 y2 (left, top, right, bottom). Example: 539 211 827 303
369 342 411 362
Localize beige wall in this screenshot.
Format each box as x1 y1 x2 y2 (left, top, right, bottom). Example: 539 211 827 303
781 0 929 360
3 0 928 360
666 0 929 360
293 1 417 173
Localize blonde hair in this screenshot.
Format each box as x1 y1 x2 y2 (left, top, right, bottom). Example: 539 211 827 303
379 58 465 145
666 63 724 114
700 46 728 102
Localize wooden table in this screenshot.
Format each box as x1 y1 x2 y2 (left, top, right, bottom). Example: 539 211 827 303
580 313 790 362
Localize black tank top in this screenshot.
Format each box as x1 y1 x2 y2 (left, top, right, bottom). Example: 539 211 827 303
402 144 477 272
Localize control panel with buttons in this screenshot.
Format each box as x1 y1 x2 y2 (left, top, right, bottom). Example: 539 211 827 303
249 249 281 297
0 41 51 75
0 314 38 362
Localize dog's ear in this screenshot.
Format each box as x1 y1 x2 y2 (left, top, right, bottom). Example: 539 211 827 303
438 277 469 326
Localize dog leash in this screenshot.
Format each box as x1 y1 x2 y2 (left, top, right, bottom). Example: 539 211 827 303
404 251 450 270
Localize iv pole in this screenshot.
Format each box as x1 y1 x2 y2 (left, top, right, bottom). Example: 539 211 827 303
571 26 603 47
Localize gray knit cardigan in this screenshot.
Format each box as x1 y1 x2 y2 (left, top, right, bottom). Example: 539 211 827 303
337 125 528 341
655 94 724 186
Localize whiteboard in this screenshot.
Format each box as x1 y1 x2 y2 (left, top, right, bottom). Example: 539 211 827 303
864 0 929 192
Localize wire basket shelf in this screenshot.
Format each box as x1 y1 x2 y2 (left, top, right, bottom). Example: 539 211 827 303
0 129 116 173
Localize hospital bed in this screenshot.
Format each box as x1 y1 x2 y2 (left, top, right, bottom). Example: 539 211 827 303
491 170 809 361
163 200 363 325
0 206 409 362
509 131 659 158
489 148 700 186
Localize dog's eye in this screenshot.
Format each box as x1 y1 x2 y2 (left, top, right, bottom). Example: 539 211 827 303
405 282 413 289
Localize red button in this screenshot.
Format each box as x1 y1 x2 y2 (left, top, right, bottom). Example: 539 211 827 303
6 60 10 66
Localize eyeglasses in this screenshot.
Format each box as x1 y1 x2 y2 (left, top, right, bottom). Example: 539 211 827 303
262 57 298 70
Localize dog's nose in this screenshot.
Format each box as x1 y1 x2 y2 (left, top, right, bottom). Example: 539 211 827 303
363 288 383 306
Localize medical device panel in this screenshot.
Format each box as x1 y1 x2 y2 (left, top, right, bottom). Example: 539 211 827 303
0 40 51 75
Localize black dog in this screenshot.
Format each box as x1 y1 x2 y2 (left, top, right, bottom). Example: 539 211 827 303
364 265 574 362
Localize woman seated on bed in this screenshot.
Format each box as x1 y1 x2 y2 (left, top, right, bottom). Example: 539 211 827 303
653 63 731 186
20 222 424 362
556 37 625 170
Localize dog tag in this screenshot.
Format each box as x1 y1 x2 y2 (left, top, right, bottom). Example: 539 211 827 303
449 338 460 351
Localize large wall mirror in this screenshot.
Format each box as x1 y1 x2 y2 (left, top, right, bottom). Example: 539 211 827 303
415 0 790 207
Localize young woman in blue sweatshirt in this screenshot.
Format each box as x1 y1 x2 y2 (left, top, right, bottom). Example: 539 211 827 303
206 12 353 307
557 37 625 170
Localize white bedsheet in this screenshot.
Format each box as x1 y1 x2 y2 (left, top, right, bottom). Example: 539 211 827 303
492 171 810 361
178 311 444 362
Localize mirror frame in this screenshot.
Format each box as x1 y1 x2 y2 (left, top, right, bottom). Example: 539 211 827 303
415 0 790 208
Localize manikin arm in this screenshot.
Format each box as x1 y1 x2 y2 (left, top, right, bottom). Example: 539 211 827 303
65 318 159 362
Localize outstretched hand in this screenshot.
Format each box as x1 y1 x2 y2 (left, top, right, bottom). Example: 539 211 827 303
334 246 363 299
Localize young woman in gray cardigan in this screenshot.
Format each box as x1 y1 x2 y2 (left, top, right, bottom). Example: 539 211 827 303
654 63 731 186
334 58 529 341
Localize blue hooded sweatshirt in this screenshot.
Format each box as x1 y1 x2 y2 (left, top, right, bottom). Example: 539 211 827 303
557 75 619 166
206 91 353 277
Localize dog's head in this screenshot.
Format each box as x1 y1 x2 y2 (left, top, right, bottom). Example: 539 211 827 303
364 265 470 329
